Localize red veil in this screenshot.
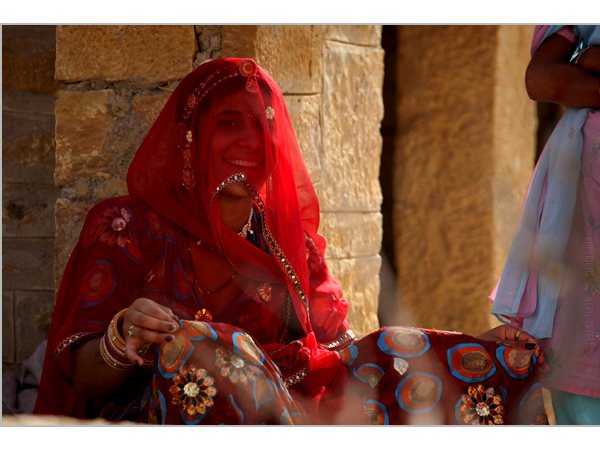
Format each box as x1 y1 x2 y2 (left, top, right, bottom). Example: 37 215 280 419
35 58 351 417
127 58 329 334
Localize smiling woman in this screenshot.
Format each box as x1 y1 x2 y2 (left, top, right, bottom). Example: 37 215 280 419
35 58 548 425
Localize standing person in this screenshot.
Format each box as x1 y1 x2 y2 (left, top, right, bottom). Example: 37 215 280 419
490 25 600 424
36 57 546 425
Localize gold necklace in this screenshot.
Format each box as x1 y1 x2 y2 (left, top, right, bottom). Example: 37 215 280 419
237 208 254 239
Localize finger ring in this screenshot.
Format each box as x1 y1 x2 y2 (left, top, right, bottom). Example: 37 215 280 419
127 325 135 337
514 329 523 340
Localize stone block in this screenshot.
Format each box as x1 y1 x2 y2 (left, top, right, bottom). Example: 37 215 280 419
56 25 197 83
324 25 382 46
2 238 54 291
327 256 381 338
283 94 322 187
319 212 382 259
320 41 384 212
54 198 94 291
2 91 56 184
222 25 322 94
2 25 61 94
194 25 223 67
3 292 15 364
2 184 58 238
132 91 171 127
15 291 55 362
54 90 115 186
221 25 258 60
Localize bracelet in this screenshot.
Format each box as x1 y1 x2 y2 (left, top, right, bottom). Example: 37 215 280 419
573 45 597 65
99 333 133 370
99 308 133 370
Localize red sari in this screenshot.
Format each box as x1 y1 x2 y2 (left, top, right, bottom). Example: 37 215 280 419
35 58 547 424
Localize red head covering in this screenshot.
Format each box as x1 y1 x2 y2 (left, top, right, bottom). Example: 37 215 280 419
127 58 321 333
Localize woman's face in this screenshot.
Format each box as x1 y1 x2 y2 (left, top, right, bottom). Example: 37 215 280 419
207 89 266 198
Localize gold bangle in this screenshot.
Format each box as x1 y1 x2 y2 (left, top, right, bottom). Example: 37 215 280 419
108 308 128 350
99 334 132 370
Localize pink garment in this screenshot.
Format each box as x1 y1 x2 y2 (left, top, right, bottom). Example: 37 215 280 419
543 110 600 398
491 25 600 398
533 24 600 398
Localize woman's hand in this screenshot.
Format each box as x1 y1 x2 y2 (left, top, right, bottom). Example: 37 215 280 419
122 297 180 365
478 324 548 371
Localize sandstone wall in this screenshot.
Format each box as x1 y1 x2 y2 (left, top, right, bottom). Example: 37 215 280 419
390 25 536 335
51 25 384 342
2 26 61 373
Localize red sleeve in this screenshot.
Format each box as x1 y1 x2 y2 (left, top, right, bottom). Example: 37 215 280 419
35 196 146 416
304 232 354 350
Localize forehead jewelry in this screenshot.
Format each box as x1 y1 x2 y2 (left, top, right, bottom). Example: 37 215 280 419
239 58 258 93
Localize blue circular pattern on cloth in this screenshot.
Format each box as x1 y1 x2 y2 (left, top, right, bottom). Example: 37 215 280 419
353 363 386 388
157 343 193 379
232 331 265 365
395 371 442 414
339 344 359 366
495 345 536 379
518 382 543 423
364 399 389 425
377 327 431 358
446 343 496 382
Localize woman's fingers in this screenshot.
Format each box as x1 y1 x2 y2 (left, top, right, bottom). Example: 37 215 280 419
127 307 177 334
131 297 179 324
121 297 179 362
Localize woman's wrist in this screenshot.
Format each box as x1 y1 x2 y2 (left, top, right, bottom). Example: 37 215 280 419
574 45 600 74
99 308 134 370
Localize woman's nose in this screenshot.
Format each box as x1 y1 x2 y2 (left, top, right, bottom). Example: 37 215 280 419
237 118 262 150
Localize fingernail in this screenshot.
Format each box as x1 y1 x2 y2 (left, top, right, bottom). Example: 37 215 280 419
166 335 174 342
168 324 176 331
525 343 536 350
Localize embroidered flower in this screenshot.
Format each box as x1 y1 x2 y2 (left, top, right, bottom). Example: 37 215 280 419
169 365 217 419
215 345 260 384
88 206 133 248
459 384 504 425
265 106 275 120
255 282 272 303
194 308 213 322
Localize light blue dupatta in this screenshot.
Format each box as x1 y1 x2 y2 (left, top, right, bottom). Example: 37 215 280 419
492 25 600 338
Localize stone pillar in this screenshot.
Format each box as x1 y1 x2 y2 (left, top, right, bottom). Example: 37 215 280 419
222 25 384 337
2 26 61 372
391 25 536 335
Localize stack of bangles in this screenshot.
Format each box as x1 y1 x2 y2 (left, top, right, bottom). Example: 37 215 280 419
99 308 135 370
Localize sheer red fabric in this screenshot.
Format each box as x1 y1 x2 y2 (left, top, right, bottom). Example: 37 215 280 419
127 58 333 334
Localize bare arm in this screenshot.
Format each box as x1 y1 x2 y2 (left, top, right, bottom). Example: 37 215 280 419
71 297 179 401
525 33 600 108
71 337 135 401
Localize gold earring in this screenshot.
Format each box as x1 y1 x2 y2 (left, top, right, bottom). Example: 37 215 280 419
181 130 196 191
